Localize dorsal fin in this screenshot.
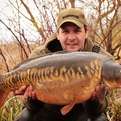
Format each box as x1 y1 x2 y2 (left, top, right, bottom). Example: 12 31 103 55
13 50 68 70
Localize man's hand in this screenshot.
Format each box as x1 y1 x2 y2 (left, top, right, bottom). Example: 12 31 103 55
91 84 107 104
8 85 37 101
23 85 37 100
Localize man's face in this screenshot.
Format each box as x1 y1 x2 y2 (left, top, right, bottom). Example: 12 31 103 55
57 22 87 52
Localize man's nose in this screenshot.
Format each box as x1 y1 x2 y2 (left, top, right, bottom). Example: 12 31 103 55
67 33 76 40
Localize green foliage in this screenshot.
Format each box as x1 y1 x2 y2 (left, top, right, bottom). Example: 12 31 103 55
106 89 121 121
0 96 24 121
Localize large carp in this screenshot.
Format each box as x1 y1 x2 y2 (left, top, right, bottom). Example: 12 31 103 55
0 51 121 115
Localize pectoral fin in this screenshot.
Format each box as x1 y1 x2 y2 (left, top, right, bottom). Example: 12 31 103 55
60 102 75 115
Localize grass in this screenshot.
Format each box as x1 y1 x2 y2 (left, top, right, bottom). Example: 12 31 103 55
106 89 121 121
0 96 24 121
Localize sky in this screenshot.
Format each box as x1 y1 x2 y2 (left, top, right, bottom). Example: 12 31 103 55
0 0 11 41
0 0 41 43
0 0 96 43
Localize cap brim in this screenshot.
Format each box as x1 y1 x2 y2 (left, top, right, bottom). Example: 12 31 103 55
57 19 84 29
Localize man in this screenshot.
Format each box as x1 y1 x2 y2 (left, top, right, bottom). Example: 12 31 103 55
16 8 110 121
2 8 109 121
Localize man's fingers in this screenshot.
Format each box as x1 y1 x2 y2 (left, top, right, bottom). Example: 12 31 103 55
28 85 33 97
7 85 37 102
7 91 15 99
28 86 37 99
91 84 106 100
31 91 37 99
23 85 36 100
23 86 30 98
15 85 27 95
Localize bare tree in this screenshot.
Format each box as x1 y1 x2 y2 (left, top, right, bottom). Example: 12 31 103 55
0 19 28 59
69 0 75 8
0 48 9 72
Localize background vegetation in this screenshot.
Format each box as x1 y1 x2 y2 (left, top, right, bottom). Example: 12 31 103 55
0 0 121 120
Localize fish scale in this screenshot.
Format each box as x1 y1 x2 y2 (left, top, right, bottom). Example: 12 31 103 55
0 51 121 115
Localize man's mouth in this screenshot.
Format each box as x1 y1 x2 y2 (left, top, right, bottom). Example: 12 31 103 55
66 43 78 46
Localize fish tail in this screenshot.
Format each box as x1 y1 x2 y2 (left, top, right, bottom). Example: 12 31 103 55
0 74 9 107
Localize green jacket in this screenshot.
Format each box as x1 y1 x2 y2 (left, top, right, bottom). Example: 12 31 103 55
29 33 113 59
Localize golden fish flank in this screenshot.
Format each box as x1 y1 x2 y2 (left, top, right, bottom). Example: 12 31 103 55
4 59 101 91
63 90 74 101
50 67 62 82
4 71 22 89
26 69 33 82
39 67 47 82
18 70 30 85
34 67 55 89
67 67 76 79
92 60 100 74
60 66 85 83
95 60 102 80
1 51 121 111
90 60 101 85
16 71 22 82
36 65 88 87
53 59 101 83
35 66 66 89
77 67 85 79
36 67 51 82
54 69 59 77
45 67 54 81
59 66 68 82
84 65 92 78
84 60 101 83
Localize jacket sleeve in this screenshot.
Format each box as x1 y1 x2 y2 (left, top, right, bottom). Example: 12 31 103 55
29 45 50 59
92 45 114 60
84 97 105 118
25 97 44 112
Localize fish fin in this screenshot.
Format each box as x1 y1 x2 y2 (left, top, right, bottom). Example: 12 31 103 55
60 102 75 115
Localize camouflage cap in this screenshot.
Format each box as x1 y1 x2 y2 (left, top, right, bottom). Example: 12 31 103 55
57 8 87 29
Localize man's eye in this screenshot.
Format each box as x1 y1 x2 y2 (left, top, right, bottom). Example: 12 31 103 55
76 29 82 32
62 30 68 33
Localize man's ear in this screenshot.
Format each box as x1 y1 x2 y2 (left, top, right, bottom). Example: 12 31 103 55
56 31 60 40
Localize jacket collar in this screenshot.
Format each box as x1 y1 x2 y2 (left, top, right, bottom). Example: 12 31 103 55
46 33 94 52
